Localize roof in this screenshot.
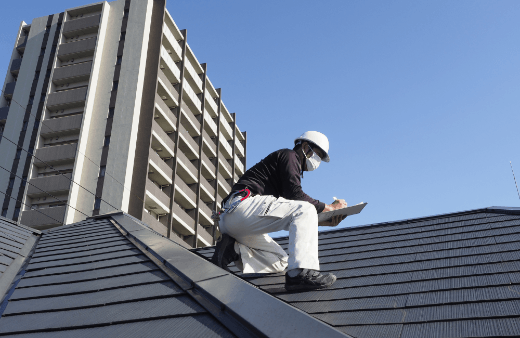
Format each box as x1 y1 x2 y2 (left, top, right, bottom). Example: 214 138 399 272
0 212 347 337
194 207 520 338
0 216 40 306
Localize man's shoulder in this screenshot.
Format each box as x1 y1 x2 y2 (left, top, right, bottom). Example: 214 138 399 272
271 148 296 157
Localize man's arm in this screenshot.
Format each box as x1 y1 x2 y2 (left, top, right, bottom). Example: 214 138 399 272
319 198 348 227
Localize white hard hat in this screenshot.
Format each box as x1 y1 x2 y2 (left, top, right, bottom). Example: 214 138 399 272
294 131 330 162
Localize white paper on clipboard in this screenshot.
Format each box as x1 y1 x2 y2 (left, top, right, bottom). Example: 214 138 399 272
318 202 367 222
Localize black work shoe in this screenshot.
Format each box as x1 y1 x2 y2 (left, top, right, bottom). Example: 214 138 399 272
210 233 239 272
285 269 337 291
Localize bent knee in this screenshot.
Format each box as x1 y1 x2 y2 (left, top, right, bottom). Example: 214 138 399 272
298 201 318 219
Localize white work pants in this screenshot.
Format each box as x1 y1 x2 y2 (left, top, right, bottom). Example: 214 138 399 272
219 195 319 274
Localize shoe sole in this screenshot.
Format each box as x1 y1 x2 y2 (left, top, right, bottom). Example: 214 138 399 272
285 275 337 291
210 234 233 272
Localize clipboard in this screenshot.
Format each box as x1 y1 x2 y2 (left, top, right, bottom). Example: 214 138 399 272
318 202 367 223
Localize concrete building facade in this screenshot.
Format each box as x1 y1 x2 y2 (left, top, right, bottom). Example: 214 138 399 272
0 0 247 248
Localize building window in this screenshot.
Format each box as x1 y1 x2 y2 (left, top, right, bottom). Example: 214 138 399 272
21 176 27 187
123 9 129 18
119 32 126 41
112 81 118 91
40 94 46 103
8 178 15 189
13 207 20 220
104 136 110 147
34 71 40 79
15 149 22 159
108 108 115 118
40 48 45 56
99 166 106 177
1 209 7 217
50 45 56 54
116 56 122 65
28 147 33 155
93 197 102 210
45 69 51 78
22 120 28 131
34 120 39 130
28 96 34 105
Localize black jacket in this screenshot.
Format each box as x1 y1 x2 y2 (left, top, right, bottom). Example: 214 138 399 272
232 148 325 213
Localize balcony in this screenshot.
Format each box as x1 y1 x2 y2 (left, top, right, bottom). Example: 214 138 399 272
219 157 232 179
0 107 8 123
201 151 216 180
204 90 218 117
203 109 217 137
198 201 213 227
182 81 201 115
184 59 202 93
220 118 233 141
236 139 245 157
197 226 213 247
178 129 199 160
46 86 88 110
176 150 198 184
57 37 97 61
148 150 173 186
20 205 66 229
26 174 72 198
10 59 22 75
217 172 231 197
141 211 167 237
162 23 183 61
154 93 177 133
53 61 92 85
157 69 179 107
62 14 100 38
171 202 195 236
40 114 83 138
145 179 170 214
235 155 245 175
16 35 27 52
200 177 215 202
174 174 196 210
4 82 16 99
160 46 181 84
180 103 201 137
151 119 175 158
34 143 77 167
202 130 216 158
219 135 233 159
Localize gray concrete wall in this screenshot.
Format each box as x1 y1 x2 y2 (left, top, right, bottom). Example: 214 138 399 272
57 38 97 60
33 144 77 167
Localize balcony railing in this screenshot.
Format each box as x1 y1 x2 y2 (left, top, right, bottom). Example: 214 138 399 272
62 14 101 37
203 109 217 136
178 129 199 160
57 37 97 61
46 86 88 110
145 178 170 214
171 202 195 236
20 206 65 228
40 114 83 138
160 46 181 84
157 69 179 107
3 82 16 99
220 118 233 141
217 172 231 196
53 61 92 85
154 93 177 133
200 178 215 202
184 58 202 93
182 81 201 114
162 23 183 60
151 119 175 158
174 174 197 209
236 139 245 157
176 150 198 184
235 155 245 175
202 130 216 158
0 107 9 122
219 134 233 159
180 103 201 136
204 90 218 117
10 59 22 75
34 143 77 167
201 150 216 180
26 174 72 198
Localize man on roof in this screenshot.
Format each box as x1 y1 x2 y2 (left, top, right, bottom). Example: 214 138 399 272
211 131 348 291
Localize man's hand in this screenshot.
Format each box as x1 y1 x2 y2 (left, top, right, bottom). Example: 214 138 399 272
319 215 347 227
322 198 348 212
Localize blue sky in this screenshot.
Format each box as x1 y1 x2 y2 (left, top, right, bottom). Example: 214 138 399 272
1 1 519 232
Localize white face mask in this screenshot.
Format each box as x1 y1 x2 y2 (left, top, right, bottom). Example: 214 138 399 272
302 146 321 171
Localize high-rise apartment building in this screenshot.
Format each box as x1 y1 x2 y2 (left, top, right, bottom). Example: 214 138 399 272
0 0 247 247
